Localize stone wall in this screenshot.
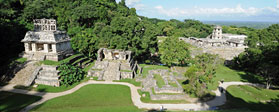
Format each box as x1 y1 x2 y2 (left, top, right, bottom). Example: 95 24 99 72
88 70 104 78
120 62 133 70
56 41 72 52
120 72 133 79
180 37 246 60
202 47 246 60
141 74 156 92
97 48 131 61
88 60 138 81
154 85 184 94
35 65 60 87
141 69 187 101
150 94 188 101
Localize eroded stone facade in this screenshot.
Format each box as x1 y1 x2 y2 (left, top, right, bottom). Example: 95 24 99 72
179 25 248 60
140 69 197 102
35 65 60 87
21 19 73 61
180 25 247 47
88 48 138 81
97 48 132 61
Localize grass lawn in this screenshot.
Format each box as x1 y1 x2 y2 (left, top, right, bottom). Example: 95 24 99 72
168 79 178 87
0 91 41 112
208 65 264 90
15 58 27 63
169 110 262 112
114 78 142 87
220 85 279 112
154 74 165 88
31 84 142 112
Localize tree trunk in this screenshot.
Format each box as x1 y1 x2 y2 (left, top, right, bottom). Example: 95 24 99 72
266 82 271 89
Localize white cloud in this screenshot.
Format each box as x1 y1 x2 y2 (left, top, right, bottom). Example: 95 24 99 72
154 4 279 17
125 0 141 6
124 0 145 10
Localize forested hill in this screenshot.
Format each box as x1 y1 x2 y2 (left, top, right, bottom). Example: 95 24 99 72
203 21 279 29
1 0 279 80
0 0 212 69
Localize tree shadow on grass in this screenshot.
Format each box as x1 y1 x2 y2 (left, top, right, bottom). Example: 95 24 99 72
219 91 279 112
0 60 32 86
225 61 265 84
0 89 43 112
238 72 265 84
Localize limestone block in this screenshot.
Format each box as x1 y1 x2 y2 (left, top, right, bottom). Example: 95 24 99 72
120 72 133 79
32 43 37 52
24 43 30 52
44 44 49 53
120 63 132 70
51 44 57 53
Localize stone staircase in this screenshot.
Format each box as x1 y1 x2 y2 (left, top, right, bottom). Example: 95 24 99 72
9 61 39 86
102 62 121 81
35 65 60 87
30 53 46 61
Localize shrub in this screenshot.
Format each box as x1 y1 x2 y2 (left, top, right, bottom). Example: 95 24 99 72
183 53 219 97
58 63 85 86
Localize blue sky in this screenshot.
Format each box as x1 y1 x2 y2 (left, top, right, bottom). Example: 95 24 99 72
117 0 279 22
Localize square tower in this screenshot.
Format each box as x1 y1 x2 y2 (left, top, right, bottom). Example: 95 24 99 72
212 25 222 39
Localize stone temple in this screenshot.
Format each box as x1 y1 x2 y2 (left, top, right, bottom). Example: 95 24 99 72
88 48 139 81
21 19 73 61
181 25 247 47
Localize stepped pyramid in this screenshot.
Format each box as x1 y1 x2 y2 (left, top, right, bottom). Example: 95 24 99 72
35 65 60 87
102 62 121 81
88 48 139 81
9 61 39 86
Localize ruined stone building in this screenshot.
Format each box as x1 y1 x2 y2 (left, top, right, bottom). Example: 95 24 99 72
21 19 73 61
88 48 139 81
179 25 248 60
10 19 74 87
211 25 223 39
181 25 247 47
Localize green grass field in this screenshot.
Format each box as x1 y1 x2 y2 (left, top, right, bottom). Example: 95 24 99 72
31 84 142 112
220 85 279 112
208 65 264 90
114 78 142 87
154 74 165 88
0 91 41 112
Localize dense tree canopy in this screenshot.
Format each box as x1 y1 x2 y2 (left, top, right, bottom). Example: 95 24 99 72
156 19 213 38
1 0 279 89
183 53 220 97
158 37 191 67
232 24 279 88
0 0 26 76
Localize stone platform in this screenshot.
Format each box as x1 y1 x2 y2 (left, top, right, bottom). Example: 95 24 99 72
35 65 60 87
9 61 41 86
88 60 137 81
